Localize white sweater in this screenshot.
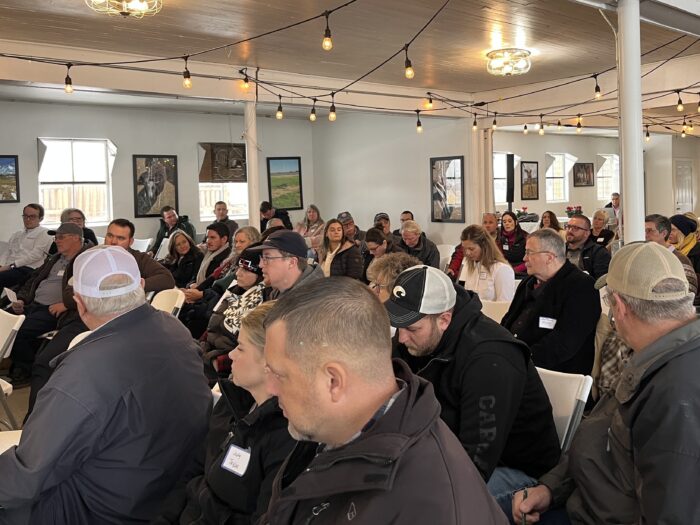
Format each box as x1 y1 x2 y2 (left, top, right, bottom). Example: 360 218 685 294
459 260 515 302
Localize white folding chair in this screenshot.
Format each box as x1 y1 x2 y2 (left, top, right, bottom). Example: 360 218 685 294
536 367 593 452
436 244 455 272
0 310 25 431
151 289 186 317
480 300 511 323
68 331 93 349
132 237 153 252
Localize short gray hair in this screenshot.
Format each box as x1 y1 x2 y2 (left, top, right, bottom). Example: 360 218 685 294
610 278 695 323
529 228 566 259
400 220 422 235
60 208 86 223
79 273 145 318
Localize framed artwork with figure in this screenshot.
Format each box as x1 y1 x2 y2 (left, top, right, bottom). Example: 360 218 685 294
520 161 539 200
430 156 464 223
573 162 594 187
133 155 179 217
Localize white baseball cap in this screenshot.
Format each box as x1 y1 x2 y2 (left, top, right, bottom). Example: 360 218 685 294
386 265 456 327
72 246 141 298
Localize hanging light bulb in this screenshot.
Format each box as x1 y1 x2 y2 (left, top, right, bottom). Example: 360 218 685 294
424 96 433 110
557 119 562 130
329 94 337 121
576 121 582 134
64 63 74 94
241 72 250 90
322 11 333 51
676 91 684 112
681 129 686 138
689 121 695 132
404 45 415 79
309 98 317 122
577 114 582 125
472 115 478 131
539 118 545 136
276 95 284 120
593 75 601 99
682 116 688 131
645 125 651 142
415 110 423 133
523 124 528 135
697 93 700 113
492 112 498 130
182 56 192 89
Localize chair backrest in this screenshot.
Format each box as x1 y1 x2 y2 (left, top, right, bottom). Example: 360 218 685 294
480 300 511 323
0 310 25 360
96 236 105 245
536 367 593 451
68 331 93 349
151 288 186 317
132 237 153 252
436 244 454 272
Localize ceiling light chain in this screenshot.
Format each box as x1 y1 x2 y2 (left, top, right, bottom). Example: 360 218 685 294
322 11 333 51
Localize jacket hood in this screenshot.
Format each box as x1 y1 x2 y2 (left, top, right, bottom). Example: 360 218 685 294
432 286 483 359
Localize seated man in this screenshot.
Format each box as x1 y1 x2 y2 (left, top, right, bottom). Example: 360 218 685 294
501 229 601 374
26 218 176 416
387 265 560 518
260 201 292 231
337 211 366 247
262 277 507 524
213 200 239 241
149 205 197 256
48 208 99 255
6 223 84 386
513 242 700 523
0 203 53 288
392 209 414 236
0 245 211 524
398 220 440 268
565 214 611 279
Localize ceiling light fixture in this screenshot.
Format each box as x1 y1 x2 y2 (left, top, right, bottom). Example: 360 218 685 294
425 96 433 110
539 114 545 135
322 11 333 51
472 114 478 131
486 48 531 76
182 56 192 89
309 98 317 122
85 0 162 18
523 124 528 135
64 63 74 94
329 94 337 121
676 90 684 112
415 110 423 133
492 112 498 130
593 75 601 99
276 95 284 120
645 125 650 142
404 45 415 79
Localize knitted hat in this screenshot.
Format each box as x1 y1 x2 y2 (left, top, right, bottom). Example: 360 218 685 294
670 214 697 237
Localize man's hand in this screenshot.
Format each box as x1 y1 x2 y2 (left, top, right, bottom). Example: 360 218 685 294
49 303 68 317
11 300 24 314
146 251 154 258
512 485 553 524
183 288 203 303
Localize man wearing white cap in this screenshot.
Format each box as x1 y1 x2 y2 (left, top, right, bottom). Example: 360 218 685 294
387 265 560 520
513 242 700 524
0 245 211 524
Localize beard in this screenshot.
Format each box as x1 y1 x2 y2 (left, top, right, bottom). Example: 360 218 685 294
404 318 443 357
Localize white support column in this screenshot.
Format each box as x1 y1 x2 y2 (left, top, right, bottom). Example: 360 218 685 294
617 0 645 242
244 101 260 230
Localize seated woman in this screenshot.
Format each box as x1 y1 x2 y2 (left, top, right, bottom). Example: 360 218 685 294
539 210 567 241
318 219 363 280
458 225 515 302
366 252 421 303
499 211 528 276
589 209 615 247
294 204 325 260
162 231 204 288
670 214 700 274
199 244 268 383
448 212 501 279
154 301 295 525
362 226 404 283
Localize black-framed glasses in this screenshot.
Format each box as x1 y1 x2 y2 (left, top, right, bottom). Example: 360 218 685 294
565 224 589 232
369 281 389 292
260 254 289 263
21 214 39 219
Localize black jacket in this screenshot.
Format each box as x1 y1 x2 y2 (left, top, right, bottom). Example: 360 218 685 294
501 261 601 374
498 228 528 272
398 232 440 268
328 242 363 280
165 249 205 288
261 209 293 231
394 287 560 481
568 238 611 279
197 247 233 291
154 382 295 525
261 360 507 525
151 216 198 254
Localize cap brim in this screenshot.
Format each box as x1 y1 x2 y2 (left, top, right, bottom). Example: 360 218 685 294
246 244 274 252
47 230 57 236
594 273 608 290
385 299 426 328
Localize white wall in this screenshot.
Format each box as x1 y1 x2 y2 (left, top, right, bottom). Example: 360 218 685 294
672 135 700 216
493 131 621 218
644 134 674 216
0 100 314 240
311 112 471 245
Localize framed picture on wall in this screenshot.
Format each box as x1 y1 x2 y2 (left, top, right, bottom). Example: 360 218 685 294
573 162 595 187
430 156 464 223
133 155 179 217
520 161 539 201
0 155 19 203
266 157 303 210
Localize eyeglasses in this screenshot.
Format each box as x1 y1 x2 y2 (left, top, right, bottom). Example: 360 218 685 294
21 214 39 219
369 282 389 292
260 254 289 263
644 228 658 235
67 216 84 223
565 224 589 232
238 258 260 272
524 250 553 257
602 293 611 307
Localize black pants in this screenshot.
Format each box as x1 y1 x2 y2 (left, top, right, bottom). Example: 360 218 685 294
0 266 34 289
10 303 57 375
26 319 88 420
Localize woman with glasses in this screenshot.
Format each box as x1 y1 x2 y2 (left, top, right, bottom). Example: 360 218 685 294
155 301 295 525
366 252 421 303
499 211 528 276
538 210 567 241
162 231 204 288
361 226 404 283
319 219 363 280
458 225 514 302
48 208 98 255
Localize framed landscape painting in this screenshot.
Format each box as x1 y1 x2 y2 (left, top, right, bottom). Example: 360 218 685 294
0 155 19 203
267 157 303 210
133 155 179 217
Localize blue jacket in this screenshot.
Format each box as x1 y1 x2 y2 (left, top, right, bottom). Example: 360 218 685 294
0 303 211 524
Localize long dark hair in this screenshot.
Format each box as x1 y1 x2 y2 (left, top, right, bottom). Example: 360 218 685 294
322 219 349 255
500 211 526 241
539 210 563 232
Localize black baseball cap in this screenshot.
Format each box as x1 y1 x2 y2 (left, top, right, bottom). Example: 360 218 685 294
47 223 83 237
247 230 307 259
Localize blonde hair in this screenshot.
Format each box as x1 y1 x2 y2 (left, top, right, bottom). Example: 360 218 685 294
400 220 422 235
240 301 276 350
460 225 507 272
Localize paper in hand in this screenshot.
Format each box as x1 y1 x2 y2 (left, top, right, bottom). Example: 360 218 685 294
3 288 17 303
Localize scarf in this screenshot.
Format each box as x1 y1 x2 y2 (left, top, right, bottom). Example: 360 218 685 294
675 232 697 257
195 245 228 285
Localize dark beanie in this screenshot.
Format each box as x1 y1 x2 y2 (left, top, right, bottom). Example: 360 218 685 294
671 215 697 236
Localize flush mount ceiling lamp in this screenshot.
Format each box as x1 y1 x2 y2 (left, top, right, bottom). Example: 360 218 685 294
85 0 163 18
486 48 532 76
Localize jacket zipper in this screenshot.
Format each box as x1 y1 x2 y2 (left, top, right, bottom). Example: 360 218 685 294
417 356 450 376
304 502 330 524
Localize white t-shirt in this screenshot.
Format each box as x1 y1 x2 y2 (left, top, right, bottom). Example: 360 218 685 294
459 260 515 302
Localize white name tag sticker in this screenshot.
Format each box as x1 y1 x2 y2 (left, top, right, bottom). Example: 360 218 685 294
479 272 489 279
597 238 605 243
221 444 251 476
502 245 509 251
57 270 65 277
539 317 557 329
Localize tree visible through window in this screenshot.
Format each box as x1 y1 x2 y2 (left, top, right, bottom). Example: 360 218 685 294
597 154 619 201
38 138 116 225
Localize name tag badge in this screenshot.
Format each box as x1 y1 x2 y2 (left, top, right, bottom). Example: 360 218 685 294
221 444 251 477
502 244 509 251
479 272 489 279
597 238 605 243
57 270 65 277
539 317 557 329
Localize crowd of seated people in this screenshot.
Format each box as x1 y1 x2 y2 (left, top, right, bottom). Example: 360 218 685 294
1 199 699 524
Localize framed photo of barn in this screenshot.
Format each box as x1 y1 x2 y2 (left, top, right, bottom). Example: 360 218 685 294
133 155 179 218
266 157 303 211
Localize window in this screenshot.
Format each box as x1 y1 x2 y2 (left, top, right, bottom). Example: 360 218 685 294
38 138 116 225
545 153 576 203
596 154 619 201
199 182 249 222
492 152 520 205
